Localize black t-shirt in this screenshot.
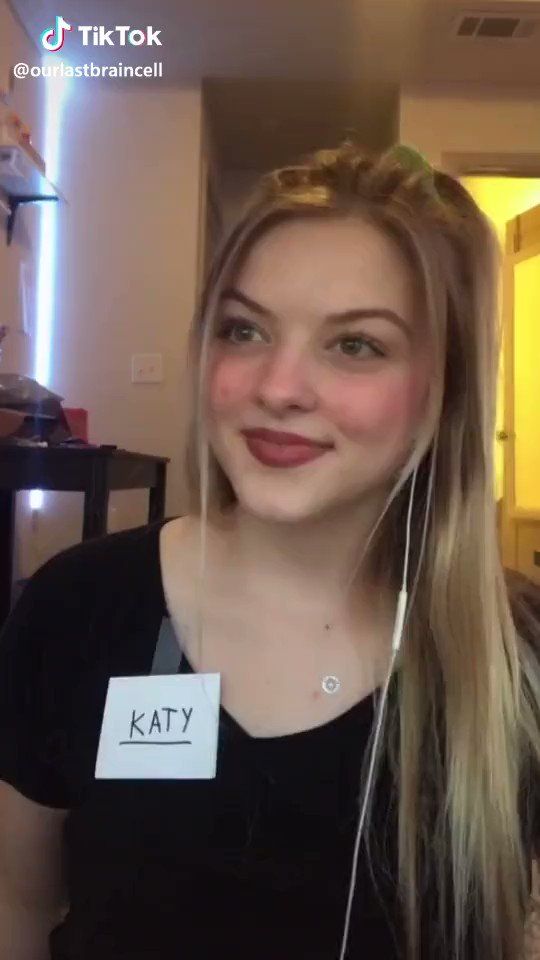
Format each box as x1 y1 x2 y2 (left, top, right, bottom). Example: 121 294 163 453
0 520 536 960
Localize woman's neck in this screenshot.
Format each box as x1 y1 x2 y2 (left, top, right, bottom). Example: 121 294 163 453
211 494 388 609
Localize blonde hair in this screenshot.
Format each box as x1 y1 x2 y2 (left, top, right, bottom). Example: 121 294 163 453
184 141 540 958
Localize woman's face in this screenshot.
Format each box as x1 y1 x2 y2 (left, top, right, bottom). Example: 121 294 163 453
206 217 432 523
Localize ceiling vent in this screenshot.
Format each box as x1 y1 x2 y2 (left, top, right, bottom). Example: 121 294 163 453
453 12 540 39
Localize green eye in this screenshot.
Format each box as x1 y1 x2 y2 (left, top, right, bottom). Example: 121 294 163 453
336 336 384 359
217 319 262 343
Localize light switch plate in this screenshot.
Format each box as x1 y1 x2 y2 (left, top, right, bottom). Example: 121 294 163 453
132 353 163 383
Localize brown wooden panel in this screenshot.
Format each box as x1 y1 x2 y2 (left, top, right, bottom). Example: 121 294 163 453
507 203 540 254
516 521 540 585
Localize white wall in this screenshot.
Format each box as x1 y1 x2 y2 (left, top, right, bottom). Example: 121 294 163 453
0 0 43 379
1 1 205 579
0 0 45 584
399 83 540 166
27 81 203 574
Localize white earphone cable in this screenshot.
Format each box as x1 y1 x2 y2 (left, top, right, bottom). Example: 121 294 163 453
337 459 428 960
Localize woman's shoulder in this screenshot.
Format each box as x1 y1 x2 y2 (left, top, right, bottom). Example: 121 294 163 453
159 513 220 586
27 519 168 598
1 519 174 644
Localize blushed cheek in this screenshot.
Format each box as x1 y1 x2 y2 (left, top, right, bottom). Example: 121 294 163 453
207 357 256 414
324 371 428 441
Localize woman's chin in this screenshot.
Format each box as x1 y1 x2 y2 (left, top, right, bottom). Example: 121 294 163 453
230 483 333 524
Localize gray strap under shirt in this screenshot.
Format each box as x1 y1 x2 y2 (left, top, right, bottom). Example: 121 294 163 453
151 616 183 675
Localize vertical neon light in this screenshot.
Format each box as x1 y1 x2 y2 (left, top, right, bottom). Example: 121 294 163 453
31 55 70 510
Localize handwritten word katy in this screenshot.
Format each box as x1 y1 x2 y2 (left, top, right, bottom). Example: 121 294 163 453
119 706 194 745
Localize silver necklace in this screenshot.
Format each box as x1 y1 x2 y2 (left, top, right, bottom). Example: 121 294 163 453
321 622 341 695
321 675 341 695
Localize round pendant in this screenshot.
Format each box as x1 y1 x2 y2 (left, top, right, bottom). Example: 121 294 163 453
321 675 341 695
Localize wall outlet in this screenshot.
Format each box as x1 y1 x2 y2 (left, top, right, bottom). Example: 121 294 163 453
131 353 163 383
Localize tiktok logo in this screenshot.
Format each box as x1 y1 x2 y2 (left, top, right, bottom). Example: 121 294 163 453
40 15 73 52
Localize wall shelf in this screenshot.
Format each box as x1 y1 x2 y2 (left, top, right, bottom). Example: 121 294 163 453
0 144 64 245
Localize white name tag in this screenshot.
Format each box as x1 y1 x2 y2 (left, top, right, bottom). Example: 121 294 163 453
95 673 221 780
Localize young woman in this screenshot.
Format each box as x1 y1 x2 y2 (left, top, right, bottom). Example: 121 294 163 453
0 141 539 960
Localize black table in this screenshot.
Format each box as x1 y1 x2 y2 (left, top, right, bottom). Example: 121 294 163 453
0 444 169 628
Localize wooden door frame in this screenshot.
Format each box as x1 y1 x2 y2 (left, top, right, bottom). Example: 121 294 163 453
501 210 540 567
501 231 516 568
440 150 540 567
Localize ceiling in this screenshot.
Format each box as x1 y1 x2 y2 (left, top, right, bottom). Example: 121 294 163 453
9 0 540 168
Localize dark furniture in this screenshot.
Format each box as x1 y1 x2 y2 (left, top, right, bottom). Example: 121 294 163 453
0 444 168 628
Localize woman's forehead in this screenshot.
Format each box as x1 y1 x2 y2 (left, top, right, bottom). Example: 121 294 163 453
232 217 417 319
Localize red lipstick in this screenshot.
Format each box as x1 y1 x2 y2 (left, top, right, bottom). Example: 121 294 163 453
241 428 332 468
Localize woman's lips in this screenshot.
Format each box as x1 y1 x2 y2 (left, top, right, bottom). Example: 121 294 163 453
241 429 332 468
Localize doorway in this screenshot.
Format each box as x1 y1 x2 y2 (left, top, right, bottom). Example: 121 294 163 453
500 202 540 584
461 176 540 584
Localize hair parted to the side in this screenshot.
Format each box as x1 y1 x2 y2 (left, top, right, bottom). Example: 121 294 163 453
183 139 540 959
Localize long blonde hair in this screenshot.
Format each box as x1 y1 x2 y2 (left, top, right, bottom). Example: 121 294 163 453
184 141 540 958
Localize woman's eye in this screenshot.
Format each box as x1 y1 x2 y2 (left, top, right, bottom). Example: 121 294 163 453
333 335 384 359
216 319 263 344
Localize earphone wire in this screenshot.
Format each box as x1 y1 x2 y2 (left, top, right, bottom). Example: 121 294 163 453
402 436 437 634
337 461 426 960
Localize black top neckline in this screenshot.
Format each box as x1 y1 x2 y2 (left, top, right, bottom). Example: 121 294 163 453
156 518 382 746
177 643 379 745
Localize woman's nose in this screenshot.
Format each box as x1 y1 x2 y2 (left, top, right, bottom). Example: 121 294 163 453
255 349 318 414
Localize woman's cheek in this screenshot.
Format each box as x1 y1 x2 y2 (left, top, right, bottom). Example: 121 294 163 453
208 355 257 414
323 371 426 440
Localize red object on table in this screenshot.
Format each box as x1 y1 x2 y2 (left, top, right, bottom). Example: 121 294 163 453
64 408 89 443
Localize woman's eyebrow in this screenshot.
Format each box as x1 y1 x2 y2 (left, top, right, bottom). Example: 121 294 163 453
220 288 274 317
325 308 410 336
220 288 409 335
